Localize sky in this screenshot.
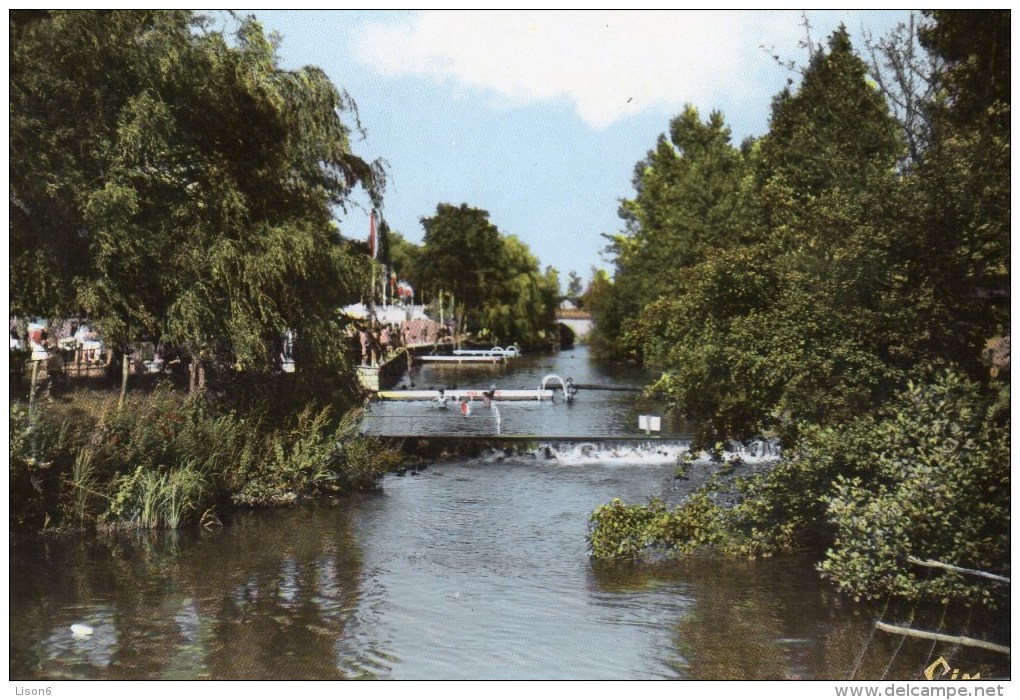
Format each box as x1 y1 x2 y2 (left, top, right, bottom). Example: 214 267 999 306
240 10 914 289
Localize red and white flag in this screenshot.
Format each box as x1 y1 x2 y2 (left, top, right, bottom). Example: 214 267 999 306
369 211 377 259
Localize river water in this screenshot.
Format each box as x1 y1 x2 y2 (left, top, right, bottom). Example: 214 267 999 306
360 344 675 437
8 348 1008 681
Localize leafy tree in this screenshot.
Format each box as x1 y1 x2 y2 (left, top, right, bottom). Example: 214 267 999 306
415 203 556 347
629 28 907 445
10 11 384 391
589 15 1011 610
580 268 612 313
479 237 558 346
756 26 901 231
417 203 505 336
565 271 584 299
10 11 191 325
907 10 1010 374
591 106 754 359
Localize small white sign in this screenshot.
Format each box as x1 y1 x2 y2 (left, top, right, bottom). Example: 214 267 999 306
638 415 662 433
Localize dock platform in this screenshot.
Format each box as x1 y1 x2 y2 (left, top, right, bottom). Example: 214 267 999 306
376 388 556 401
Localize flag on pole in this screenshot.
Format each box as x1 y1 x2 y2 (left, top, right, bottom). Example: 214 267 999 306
369 211 378 259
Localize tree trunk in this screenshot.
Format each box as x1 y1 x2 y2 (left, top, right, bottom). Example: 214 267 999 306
28 358 40 424
189 354 206 393
118 350 129 410
876 622 1010 655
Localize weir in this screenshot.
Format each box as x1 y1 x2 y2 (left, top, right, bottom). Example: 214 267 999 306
377 433 781 463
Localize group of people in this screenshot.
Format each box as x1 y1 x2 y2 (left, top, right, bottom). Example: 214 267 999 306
398 318 448 348
358 323 398 366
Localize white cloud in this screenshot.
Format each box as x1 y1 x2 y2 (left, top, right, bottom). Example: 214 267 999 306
351 10 807 129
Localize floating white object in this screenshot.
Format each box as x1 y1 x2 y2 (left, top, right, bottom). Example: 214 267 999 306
70 623 94 636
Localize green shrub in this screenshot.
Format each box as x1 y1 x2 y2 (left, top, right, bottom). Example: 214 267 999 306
819 371 1009 607
587 369 1009 608
588 493 729 559
10 384 406 530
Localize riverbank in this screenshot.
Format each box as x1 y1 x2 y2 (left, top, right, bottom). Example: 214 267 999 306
9 382 406 535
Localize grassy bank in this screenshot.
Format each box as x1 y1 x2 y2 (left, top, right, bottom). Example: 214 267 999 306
10 382 406 533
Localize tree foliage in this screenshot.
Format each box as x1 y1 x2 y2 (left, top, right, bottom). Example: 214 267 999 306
820 372 1009 606
417 203 558 347
589 106 754 359
589 15 1010 607
10 10 384 378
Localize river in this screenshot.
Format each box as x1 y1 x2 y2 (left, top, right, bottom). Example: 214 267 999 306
8 348 1008 680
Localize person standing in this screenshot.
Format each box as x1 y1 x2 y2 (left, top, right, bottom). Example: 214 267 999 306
380 325 392 362
359 327 371 365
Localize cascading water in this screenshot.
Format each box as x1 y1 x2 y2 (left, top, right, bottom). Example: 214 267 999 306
490 402 501 435
474 438 781 466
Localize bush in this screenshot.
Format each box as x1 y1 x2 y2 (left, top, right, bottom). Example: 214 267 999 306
587 369 1010 608
588 493 728 559
9 384 406 531
819 371 1009 607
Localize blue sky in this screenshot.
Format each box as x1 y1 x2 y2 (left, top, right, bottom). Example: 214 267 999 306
241 10 914 289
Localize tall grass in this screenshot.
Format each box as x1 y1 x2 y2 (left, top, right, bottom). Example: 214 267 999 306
132 465 209 529
10 381 405 531
70 448 100 526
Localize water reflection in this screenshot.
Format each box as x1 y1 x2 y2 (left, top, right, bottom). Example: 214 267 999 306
587 556 1010 681
10 504 366 680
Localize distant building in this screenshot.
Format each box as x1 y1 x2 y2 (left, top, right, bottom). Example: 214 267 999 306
556 299 593 342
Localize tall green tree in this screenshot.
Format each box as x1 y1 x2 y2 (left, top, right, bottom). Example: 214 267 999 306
755 26 902 233
10 11 384 389
418 203 504 336
591 106 754 359
908 10 1010 373
631 28 906 444
416 203 556 347
479 237 558 346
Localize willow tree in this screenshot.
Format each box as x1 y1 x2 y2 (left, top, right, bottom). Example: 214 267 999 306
10 11 384 394
155 17 383 385
478 235 559 347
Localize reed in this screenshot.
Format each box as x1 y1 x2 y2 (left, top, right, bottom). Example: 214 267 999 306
132 465 209 529
70 448 98 526
12 382 402 531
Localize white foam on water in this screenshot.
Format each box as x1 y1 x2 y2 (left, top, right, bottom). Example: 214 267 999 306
482 438 781 466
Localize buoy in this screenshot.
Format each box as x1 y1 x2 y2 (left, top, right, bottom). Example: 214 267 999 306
460 400 470 416
70 623 94 636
